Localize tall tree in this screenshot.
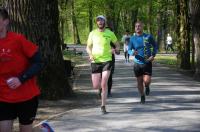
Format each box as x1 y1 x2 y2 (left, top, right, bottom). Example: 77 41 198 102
176 0 191 69
147 0 153 34
71 0 81 44
189 0 200 79
88 0 93 32
3 0 72 99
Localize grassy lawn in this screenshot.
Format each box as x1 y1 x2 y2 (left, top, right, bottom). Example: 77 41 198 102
155 54 177 67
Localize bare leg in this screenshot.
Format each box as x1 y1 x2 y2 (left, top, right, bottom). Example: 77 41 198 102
20 124 33 132
101 70 110 106
0 120 13 132
143 75 151 95
91 73 101 89
136 76 144 95
143 75 151 87
136 75 146 103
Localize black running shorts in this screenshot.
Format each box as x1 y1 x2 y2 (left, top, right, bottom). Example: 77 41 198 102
91 61 113 73
0 96 39 125
133 62 152 77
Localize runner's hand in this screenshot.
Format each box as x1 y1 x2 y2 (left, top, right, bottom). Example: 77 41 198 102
111 48 120 55
6 77 22 89
133 50 138 56
147 56 154 62
88 55 94 62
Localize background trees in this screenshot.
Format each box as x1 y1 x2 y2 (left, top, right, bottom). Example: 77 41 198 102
0 0 199 99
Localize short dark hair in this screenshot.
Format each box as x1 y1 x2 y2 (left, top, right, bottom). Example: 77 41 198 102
0 8 9 20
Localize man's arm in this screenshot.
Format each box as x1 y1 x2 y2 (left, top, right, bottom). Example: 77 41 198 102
147 35 157 62
7 50 45 89
128 38 137 56
18 51 45 83
86 39 94 61
86 32 94 61
113 41 120 55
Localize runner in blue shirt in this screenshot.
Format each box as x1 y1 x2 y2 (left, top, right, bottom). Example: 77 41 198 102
128 21 157 104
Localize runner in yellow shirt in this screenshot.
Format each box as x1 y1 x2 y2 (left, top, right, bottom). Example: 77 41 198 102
86 15 120 114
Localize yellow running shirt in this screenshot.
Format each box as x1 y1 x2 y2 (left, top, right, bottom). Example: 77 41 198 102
87 29 117 63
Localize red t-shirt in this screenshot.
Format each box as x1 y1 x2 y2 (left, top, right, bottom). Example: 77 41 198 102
0 32 40 103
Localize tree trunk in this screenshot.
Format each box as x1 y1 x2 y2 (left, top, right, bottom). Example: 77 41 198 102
177 0 191 69
4 0 72 99
189 0 200 79
105 0 115 31
88 1 93 32
71 0 81 44
131 9 138 31
147 0 153 34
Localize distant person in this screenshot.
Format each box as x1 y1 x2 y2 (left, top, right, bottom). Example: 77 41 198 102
86 15 120 114
166 33 174 53
121 30 131 63
128 21 157 104
0 8 44 132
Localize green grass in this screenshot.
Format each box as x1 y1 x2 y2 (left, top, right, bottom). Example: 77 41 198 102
155 54 177 67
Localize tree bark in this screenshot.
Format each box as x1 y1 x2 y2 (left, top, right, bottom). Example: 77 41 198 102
177 0 191 69
88 1 93 32
189 0 200 79
4 0 72 99
71 0 81 44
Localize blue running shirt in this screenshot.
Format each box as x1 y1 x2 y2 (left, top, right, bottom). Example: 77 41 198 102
128 33 157 64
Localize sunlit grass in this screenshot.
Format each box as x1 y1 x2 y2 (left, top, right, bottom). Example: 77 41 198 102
155 54 177 67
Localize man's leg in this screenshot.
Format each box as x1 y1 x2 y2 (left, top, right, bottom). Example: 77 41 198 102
167 45 169 52
136 76 145 104
170 45 174 52
107 73 112 97
0 120 13 132
19 124 32 132
124 51 127 62
101 70 110 107
17 96 39 132
127 54 130 62
136 76 144 95
144 75 151 96
91 73 102 89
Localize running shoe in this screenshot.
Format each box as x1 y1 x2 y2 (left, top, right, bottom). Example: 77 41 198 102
40 121 54 132
101 106 107 114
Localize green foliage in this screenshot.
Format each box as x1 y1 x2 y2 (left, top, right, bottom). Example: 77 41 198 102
58 0 178 45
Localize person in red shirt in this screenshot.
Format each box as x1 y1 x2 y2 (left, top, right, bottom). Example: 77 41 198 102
0 8 44 132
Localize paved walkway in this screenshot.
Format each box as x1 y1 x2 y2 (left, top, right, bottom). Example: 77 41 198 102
49 53 200 132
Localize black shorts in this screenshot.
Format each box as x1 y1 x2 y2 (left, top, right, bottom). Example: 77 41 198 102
91 61 113 73
134 62 152 77
0 96 39 125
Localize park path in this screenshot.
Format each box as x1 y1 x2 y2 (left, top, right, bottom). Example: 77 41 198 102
49 48 200 132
